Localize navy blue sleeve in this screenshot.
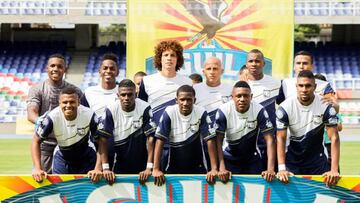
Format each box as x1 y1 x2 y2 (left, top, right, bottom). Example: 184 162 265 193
89 113 99 140
200 111 216 141
142 106 156 137
97 108 114 138
138 80 148 102
276 106 289 130
36 116 53 139
276 80 285 105
80 94 90 107
323 105 338 127
257 108 274 134
155 111 171 141
323 82 335 95
214 109 227 135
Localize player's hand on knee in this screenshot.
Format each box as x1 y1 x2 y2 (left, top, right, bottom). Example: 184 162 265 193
276 170 293 184
206 169 218 185
87 169 103 183
261 170 276 182
152 169 165 186
32 168 47 183
322 171 340 187
218 169 230 183
103 169 115 185
139 168 152 185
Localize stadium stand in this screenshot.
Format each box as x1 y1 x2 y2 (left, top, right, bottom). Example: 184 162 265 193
0 0 68 15
0 40 70 122
81 41 126 90
295 41 360 125
295 1 360 16
85 0 126 16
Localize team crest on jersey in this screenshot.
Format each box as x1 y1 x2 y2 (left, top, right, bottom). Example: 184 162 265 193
190 123 199 133
246 120 256 129
263 89 271 98
77 127 87 136
313 115 323 125
133 120 141 129
221 96 231 103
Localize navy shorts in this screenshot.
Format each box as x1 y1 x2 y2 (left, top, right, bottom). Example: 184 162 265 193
224 152 263 174
52 146 96 174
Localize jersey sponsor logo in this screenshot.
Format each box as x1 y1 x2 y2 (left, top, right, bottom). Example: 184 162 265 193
313 115 323 125
246 120 257 129
133 120 141 129
263 89 271 98
77 127 87 136
190 123 199 133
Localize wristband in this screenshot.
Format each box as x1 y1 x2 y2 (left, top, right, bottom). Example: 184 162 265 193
102 163 110 170
146 162 154 169
278 164 286 171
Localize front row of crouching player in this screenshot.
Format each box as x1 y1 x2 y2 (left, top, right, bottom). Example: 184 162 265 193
31 71 340 187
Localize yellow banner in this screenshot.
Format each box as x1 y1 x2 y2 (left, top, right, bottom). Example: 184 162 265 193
127 0 294 80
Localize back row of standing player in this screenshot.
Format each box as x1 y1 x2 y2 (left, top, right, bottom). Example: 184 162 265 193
29 40 340 187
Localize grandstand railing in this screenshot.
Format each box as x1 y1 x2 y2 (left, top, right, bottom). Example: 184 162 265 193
295 0 360 16
85 0 126 16
0 0 70 15
332 78 360 91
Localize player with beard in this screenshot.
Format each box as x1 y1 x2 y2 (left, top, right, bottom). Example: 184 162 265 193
276 70 340 187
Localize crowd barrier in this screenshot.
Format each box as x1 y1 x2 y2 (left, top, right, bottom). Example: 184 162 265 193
1 175 360 202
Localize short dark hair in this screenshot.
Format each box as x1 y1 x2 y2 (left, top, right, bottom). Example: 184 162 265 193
134 71 147 78
154 40 184 71
314 73 327 81
48 54 66 65
189 73 203 83
60 86 79 97
248 49 264 62
233 80 251 90
118 79 136 89
176 85 195 97
101 53 119 67
294 50 313 64
238 64 247 74
297 70 315 80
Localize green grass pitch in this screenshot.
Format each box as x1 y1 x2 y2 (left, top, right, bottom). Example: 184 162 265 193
0 139 359 175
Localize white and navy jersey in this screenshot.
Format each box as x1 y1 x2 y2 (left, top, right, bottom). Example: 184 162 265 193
194 82 232 123
276 94 338 166
215 100 273 162
277 77 335 104
247 75 281 127
36 105 98 160
80 85 118 116
97 99 156 172
155 105 215 172
138 73 192 125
